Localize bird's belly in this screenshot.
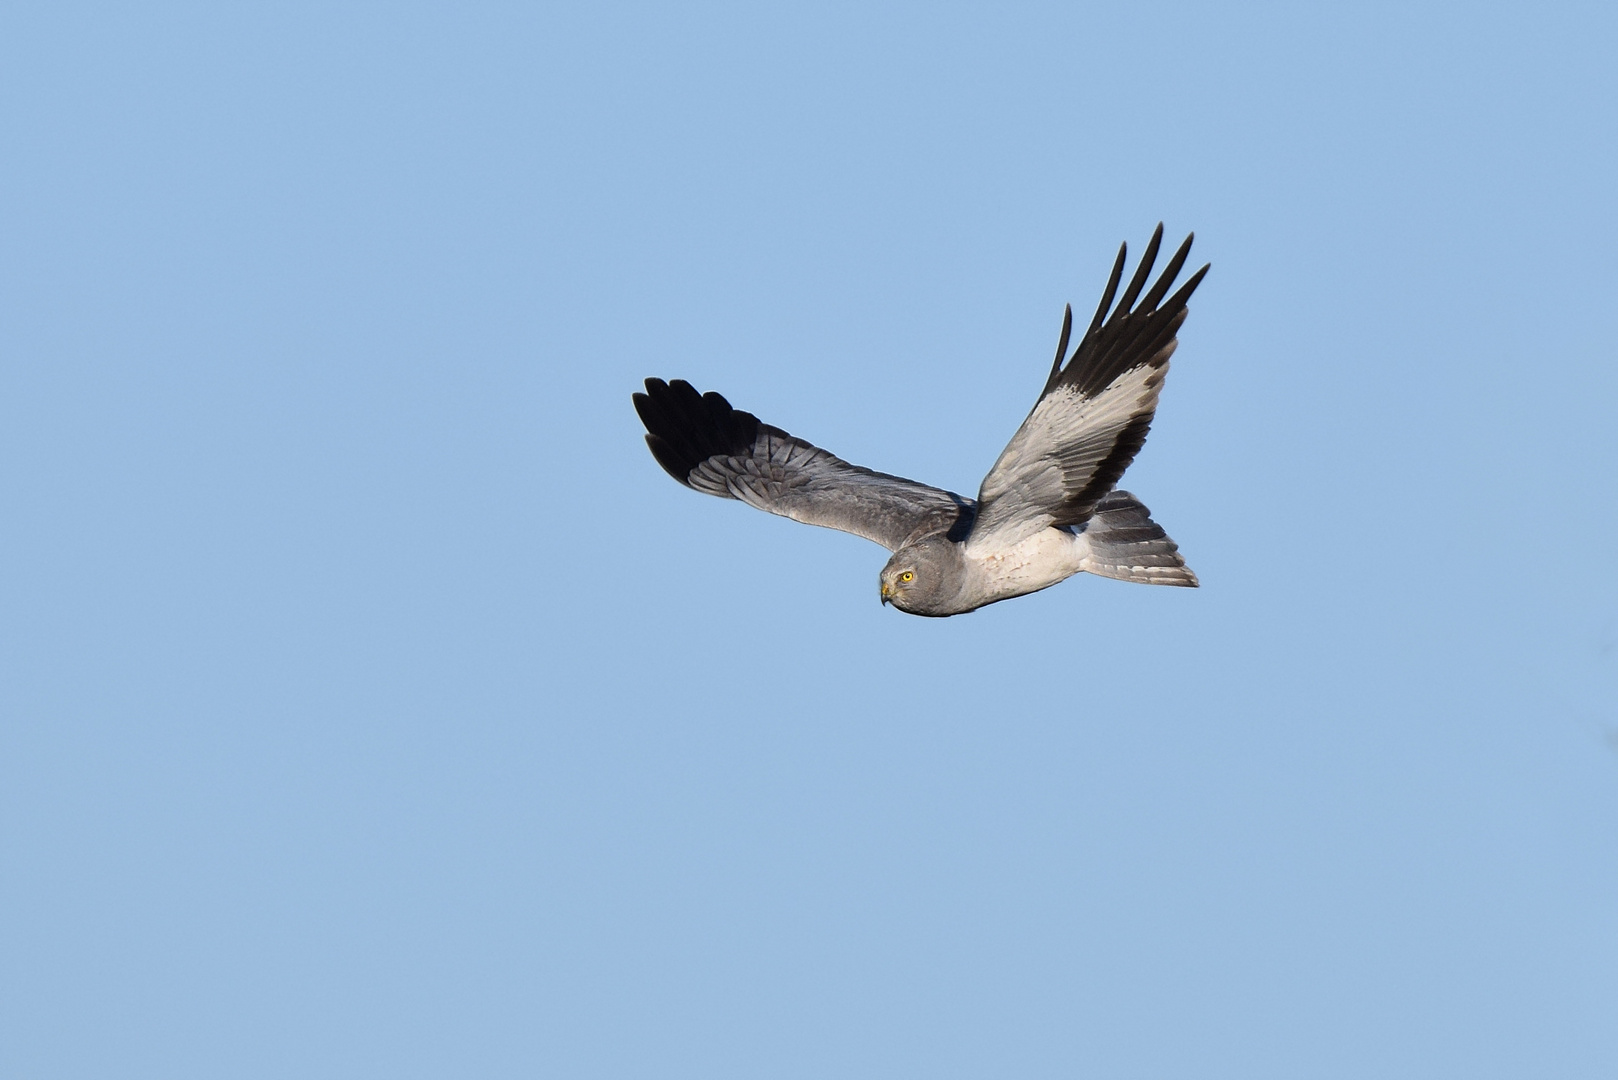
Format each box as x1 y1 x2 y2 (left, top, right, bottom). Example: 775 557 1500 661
964 529 1086 604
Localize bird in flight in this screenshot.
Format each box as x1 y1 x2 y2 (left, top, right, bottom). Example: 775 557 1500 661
633 225 1209 617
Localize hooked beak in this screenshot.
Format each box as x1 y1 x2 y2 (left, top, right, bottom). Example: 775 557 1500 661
880 581 892 606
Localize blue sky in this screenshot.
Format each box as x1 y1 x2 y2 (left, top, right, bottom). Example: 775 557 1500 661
3 3 1616 1077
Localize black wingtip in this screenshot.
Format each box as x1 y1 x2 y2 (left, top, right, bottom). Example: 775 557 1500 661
1043 303 1074 396
1087 244 1128 340
1165 262 1211 310
643 433 689 483
633 378 762 486
1139 232 1196 313
1050 227 1210 400
1112 224 1165 320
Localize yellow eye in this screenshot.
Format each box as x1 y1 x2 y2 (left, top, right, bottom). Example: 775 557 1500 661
899 570 914 583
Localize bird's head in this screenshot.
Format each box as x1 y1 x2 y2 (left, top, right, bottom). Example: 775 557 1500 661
879 539 961 616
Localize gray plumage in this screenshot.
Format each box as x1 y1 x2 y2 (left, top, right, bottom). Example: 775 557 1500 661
632 225 1206 617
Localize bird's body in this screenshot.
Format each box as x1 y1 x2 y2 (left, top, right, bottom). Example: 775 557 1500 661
633 225 1208 617
966 527 1088 606
881 529 1083 617
873 491 1193 616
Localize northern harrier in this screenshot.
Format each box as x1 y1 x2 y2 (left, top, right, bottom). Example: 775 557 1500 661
633 225 1208 617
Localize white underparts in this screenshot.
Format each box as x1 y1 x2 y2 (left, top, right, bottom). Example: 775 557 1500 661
960 527 1089 606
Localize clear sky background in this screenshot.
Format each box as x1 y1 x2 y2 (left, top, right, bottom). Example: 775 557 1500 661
3 3 1616 1077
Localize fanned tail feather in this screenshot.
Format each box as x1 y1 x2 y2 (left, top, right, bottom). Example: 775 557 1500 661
1078 490 1198 587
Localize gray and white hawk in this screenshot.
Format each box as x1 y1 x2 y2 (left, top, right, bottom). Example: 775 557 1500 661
632 225 1209 617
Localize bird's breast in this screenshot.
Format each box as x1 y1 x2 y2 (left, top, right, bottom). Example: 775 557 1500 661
962 528 1087 605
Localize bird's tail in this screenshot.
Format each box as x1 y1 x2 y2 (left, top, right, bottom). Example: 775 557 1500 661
1077 491 1198 587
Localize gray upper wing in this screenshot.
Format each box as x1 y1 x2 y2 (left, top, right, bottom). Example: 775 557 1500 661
634 378 974 552
966 225 1208 555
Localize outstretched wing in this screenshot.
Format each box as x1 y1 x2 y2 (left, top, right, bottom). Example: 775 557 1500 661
633 378 974 551
966 224 1208 554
